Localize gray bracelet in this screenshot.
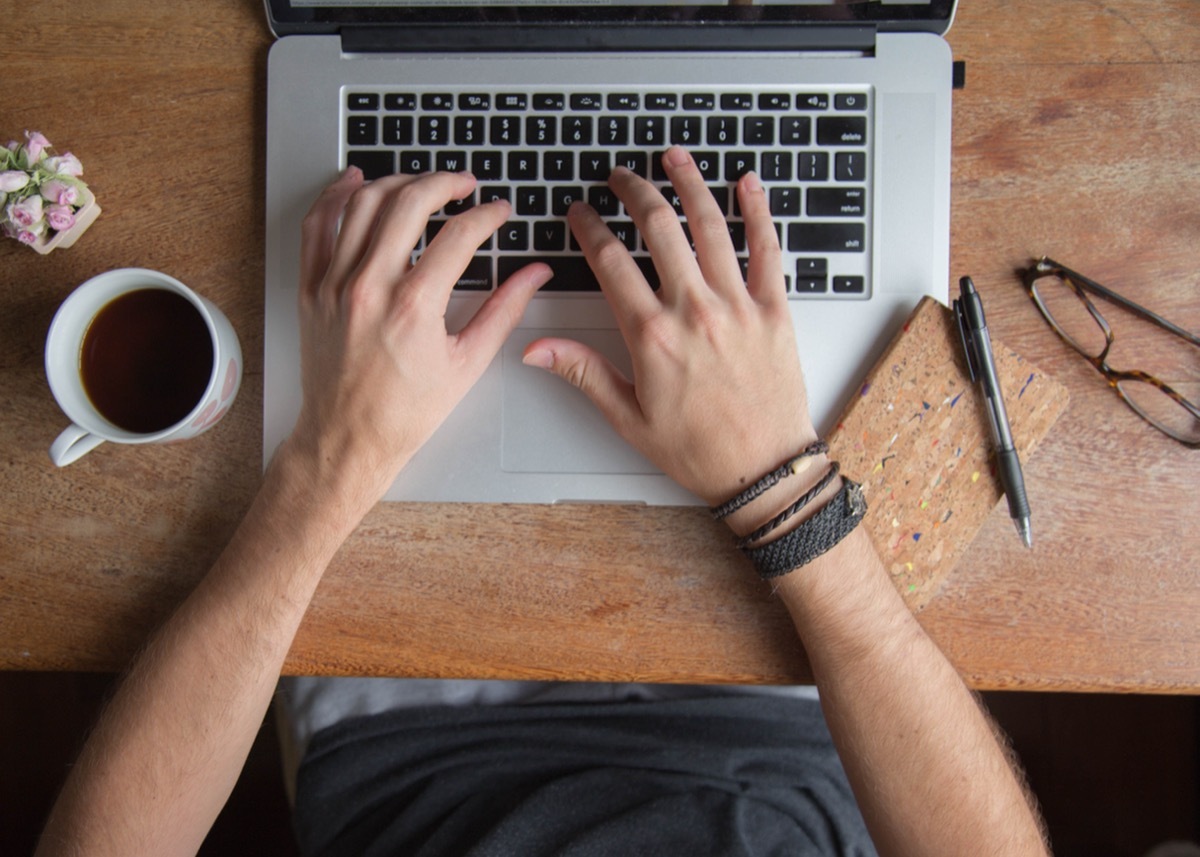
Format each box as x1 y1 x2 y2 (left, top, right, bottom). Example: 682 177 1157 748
742 479 868 580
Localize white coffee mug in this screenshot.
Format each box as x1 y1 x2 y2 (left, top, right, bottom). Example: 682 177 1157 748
45 268 243 467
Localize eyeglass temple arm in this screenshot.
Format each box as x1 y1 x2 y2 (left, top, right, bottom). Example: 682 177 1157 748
1036 258 1200 348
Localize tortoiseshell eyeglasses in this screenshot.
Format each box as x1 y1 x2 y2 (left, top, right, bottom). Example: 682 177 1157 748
1021 258 1200 448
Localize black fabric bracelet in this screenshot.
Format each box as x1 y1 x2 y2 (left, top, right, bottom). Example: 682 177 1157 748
734 462 841 550
710 440 830 521
742 479 868 580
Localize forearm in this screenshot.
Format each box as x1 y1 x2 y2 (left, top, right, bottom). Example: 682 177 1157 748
775 530 1048 857
36 443 375 857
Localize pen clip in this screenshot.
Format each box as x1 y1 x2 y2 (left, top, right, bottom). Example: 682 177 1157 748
952 296 981 383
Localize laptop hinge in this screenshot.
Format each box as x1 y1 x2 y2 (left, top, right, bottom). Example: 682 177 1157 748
341 24 877 54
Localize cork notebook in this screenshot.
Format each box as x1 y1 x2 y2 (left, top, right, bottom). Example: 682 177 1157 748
827 296 1070 610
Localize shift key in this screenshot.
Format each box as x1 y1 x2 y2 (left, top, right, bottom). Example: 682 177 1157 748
787 222 865 252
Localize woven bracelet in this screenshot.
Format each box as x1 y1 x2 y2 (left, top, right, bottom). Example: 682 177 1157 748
733 461 841 550
710 440 830 521
743 479 868 580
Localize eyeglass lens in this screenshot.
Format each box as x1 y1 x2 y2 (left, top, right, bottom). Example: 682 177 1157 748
1117 378 1200 444
1031 275 1108 358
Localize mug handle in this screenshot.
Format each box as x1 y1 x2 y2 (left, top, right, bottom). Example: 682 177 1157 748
50 424 106 467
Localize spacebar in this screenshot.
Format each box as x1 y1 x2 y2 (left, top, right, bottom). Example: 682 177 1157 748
498 255 659 291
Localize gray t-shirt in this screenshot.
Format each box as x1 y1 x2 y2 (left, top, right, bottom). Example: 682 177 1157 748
294 695 875 856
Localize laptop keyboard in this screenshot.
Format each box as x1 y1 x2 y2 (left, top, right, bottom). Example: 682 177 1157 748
343 87 872 299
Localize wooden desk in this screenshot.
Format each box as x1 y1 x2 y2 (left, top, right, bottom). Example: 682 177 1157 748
2 1 1197 692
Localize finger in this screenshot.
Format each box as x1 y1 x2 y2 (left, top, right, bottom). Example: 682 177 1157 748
353 171 479 285
660 146 743 295
737 171 786 307
324 171 424 287
299 167 364 300
608 165 698 304
406 198 512 305
567 200 660 331
522 337 643 438
453 262 554 379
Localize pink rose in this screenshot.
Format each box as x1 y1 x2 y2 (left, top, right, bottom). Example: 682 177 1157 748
40 179 79 206
7 195 43 227
0 170 29 192
24 130 52 163
46 204 76 231
16 228 40 245
44 153 83 177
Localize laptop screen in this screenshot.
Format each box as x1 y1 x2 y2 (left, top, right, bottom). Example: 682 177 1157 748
267 0 955 33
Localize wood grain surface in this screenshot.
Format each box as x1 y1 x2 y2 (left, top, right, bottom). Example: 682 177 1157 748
1 0 1197 691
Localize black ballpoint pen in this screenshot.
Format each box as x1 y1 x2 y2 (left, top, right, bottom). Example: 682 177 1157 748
953 277 1033 548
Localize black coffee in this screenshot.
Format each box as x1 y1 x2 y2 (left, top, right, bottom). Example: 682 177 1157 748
80 288 213 433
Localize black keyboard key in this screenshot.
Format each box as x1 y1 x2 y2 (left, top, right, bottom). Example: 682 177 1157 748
435 151 469 173
508 151 538 180
533 93 565 110
721 93 753 110
490 116 521 145
580 152 611 181
544 152 574 181
744 116 774 145
498 222 529 250
646 94 677 110
634 116 666 146
835 151 866 181
346 115 377 146
818 116 867 146
384 93 416 111
671 116 702 145
796 93 830 110
425 219 446 244
607 94 639 110
479 185 510 205
834 93 868 111
727 221 746 251
683 93 715 111
760 151 792 182
807 186 866 217
516 186 547 216
608 221 638 250
599 116 629 146
709 185 730 214
533 220 567 251
497 93 528 111
725 152 755 180
346 150 394 180
454 116 486 145
398 151 430 174
348 92 379 111
527 116 556 146
615 151 648 177
794 276 829 294
787 223 865 253
796 257 828 276
570 93 603 110
798 152 829 181
444 192 475 215
563 115 592 145
587 186 620 216
418 116 449 145
769 187 801 217
758 93 791 111
382 116 413 146
833 275 866 293
552 186 583 215
472 151 503 180
454 256 493 290
459 93 491 110
780 116 811 146
693 152 720 181
421 93 454 110
499 256 660 292
661 186 683 216
707 116 738 146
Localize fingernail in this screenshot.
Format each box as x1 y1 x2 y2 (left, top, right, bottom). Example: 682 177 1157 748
742 171 763 193
665 146 690 167
522 348 554 370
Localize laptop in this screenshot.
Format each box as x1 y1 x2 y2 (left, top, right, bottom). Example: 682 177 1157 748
263 0 955 504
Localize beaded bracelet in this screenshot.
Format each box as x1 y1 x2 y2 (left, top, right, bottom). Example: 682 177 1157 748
709 440 830 521
743 479 868 579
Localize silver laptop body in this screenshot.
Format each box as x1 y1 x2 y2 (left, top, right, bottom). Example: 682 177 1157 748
264 0 956 504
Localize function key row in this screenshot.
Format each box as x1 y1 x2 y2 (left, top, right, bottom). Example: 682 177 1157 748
347 91 868 113
347 114 866 149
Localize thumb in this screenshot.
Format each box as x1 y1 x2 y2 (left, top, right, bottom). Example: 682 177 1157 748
522 337 642 432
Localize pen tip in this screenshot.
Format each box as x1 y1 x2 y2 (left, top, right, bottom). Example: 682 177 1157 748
1016 519 1033 549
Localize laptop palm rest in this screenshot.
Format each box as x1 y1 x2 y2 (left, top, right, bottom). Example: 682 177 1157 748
501 330 658 475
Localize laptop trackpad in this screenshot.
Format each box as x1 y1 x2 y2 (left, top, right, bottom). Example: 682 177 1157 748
501 330 659 475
